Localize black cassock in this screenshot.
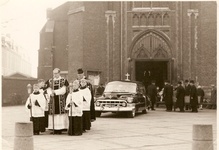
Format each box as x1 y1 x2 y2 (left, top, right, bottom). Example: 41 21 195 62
176 85 185 110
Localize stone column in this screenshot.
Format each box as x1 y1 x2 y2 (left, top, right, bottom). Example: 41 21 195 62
192 124 213 150
14 122 33 150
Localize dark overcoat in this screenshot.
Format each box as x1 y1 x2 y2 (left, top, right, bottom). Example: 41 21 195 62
164 84 173 105
176 85 185 107
185 84 191 96
190 85 198 106
147 84 157 102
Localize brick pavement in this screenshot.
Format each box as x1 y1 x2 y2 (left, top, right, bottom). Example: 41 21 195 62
2 106 217 150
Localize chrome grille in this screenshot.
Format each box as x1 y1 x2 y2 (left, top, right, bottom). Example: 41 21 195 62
96 100 127 107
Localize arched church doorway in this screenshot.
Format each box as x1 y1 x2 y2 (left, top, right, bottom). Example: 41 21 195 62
129 29 173 89
136 60 168 89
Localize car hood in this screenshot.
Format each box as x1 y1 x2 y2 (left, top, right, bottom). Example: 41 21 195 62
97 92 134 100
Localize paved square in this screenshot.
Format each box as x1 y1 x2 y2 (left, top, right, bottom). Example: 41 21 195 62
2 106 217 150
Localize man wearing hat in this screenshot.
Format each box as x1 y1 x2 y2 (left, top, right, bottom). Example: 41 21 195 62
45 68 69 134
163 80 173 111
176 81 185 112
190 80 198 112
147 80 157 110
77 68 96 122
184 79 191 110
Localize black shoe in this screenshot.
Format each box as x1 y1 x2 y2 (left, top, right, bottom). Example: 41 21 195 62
151 108 155 110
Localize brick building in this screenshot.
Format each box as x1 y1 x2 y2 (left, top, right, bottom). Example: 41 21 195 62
38 1 216 88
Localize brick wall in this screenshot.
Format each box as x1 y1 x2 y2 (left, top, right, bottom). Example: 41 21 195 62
2 77 38 106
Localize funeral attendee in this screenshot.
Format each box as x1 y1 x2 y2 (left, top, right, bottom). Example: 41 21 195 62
197 85 205 110
96 83 105 96
190 80 198 112
25 84 46 135
210 85 217 109
38 79 49 128
80 79 92 132
176 81 185 112
45 68 69 134
184 79 191 110
65 80 83 136
77 68 96 122
147 80 157 110
163 80 173 112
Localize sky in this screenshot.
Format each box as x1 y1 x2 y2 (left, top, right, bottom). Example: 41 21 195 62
1 0 71 78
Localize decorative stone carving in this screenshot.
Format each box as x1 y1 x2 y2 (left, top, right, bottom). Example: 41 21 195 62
153 44 168 58
131 31 171 59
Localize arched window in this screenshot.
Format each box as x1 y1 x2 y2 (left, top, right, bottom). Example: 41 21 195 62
140 14 147 26
155 13 162 26
148 13 154 26
163 13 170 26
133 14 139 26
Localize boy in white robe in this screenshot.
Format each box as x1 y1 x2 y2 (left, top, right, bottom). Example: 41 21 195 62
38 79 49 128
25 84 46 135
80 79 91 132
65 80 83 136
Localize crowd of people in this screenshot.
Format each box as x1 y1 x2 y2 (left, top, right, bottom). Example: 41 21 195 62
25 68 216 135
25 68 96 136
147 79 217 113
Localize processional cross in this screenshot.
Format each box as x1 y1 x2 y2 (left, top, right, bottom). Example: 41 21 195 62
125 73 130 81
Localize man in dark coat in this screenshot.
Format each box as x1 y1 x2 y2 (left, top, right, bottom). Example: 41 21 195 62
176 81 185 112
184 79 191 110
163 80 173 111
190 80 198 112
147 80 157 110
197 85 205 110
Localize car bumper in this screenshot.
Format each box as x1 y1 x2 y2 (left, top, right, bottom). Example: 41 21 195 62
95 104 135 112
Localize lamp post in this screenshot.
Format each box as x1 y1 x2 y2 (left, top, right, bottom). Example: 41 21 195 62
27 84 32 121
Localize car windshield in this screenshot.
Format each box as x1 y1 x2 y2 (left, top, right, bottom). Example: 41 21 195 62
104 82 137 93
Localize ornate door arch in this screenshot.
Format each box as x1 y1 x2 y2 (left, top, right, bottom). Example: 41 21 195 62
128 29 173 81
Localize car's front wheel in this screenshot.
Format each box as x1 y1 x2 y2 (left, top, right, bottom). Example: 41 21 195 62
95 111 101 117
127 109 135 118
142 109 147 114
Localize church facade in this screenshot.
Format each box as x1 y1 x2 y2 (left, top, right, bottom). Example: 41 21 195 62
38 1 216 87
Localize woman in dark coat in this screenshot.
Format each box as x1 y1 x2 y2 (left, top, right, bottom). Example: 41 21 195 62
176 81 185 112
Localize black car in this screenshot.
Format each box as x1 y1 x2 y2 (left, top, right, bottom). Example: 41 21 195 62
95 80 149 118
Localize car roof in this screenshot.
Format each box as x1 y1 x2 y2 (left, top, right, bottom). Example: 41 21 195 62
107 80 144 86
